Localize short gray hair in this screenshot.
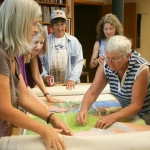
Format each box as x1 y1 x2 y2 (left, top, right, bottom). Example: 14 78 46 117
0 0 41 55
105 35 132 57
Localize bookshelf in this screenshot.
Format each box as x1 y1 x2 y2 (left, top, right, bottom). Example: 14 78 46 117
35 0 68 25
0 0 68 34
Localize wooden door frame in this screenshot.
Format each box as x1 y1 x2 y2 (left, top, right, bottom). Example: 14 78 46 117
71 0 104 35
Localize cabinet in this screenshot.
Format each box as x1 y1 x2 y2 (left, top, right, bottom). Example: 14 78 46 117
35 0 68 25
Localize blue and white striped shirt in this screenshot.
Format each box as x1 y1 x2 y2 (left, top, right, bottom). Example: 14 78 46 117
104 50 150 116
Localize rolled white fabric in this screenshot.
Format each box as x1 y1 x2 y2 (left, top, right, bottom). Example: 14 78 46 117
1 131 150 150
32 83 111 97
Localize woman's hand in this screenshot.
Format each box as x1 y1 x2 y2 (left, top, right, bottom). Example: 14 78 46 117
98 54 105 64
50 115 73 136
76 110 88 125
93 55 105 66
41 126 66 150
94 114 116 129
63 80 75 90
46 95 65 103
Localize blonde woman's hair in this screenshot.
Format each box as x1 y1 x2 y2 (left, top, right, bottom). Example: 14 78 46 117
96 13 124 40
0 0 41 56
35 23 48 56
105 35 132 57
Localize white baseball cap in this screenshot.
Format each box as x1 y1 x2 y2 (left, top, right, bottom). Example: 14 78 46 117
50 10 67 20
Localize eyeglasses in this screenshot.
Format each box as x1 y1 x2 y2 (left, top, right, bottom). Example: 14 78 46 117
54 24 66 29
105 57 122 63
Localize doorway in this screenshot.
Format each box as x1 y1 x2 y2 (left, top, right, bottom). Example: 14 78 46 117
74 4 100 82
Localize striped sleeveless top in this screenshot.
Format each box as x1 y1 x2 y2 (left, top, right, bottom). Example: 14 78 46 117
104 50 150 116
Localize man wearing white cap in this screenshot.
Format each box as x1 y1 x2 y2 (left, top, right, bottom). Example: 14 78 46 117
41 10 83 90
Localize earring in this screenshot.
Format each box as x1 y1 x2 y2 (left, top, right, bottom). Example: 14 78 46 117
26 57 30 63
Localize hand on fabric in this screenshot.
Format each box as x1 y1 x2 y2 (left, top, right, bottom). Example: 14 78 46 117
41 126 66 150
94 114 116 129
63 80 75 90
76 110 88 125
46 95 65 103
50 115 73 136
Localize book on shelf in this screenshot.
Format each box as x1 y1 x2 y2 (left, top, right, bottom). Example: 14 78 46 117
35 0 64 4
48 0 64 3
49 0 56 2
58 0 64 4
45 6 50 22
40 6 50 22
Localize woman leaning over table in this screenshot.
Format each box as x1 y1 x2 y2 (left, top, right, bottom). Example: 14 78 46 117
17 23 66 113
17 23 64 104
0 0 72 150
77 35 150 128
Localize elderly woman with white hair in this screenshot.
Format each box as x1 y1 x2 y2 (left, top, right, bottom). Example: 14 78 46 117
77 35 150 128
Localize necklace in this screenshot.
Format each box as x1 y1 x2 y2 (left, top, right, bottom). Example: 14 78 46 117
54 36 64 50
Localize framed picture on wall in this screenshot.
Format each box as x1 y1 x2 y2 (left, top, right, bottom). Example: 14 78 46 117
68 18 71 35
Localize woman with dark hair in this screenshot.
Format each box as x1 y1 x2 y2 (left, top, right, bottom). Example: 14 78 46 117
89 13 123 68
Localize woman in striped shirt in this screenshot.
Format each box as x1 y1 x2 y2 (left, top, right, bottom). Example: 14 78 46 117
77 35 150 128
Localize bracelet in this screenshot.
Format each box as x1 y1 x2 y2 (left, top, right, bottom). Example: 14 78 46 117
46 113 55 124
44 92 49 97
93 59 98 66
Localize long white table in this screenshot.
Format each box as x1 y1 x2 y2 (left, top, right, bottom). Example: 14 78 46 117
2 83 149 150
32 83 117 102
